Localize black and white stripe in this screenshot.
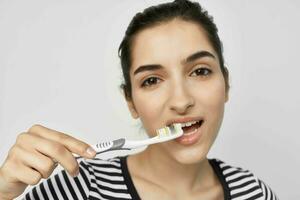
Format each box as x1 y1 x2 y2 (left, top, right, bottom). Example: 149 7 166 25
23 157 278 200
215 159 279 200
23 157 134 200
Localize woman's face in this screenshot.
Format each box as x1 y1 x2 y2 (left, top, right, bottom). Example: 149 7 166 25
127 19 228 164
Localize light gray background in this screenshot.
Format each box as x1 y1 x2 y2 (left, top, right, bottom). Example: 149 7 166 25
0 0 299 199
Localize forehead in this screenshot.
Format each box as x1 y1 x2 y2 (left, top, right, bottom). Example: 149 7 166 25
130 19 216 72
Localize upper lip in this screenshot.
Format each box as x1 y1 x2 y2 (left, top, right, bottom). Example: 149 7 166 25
166 116 204 126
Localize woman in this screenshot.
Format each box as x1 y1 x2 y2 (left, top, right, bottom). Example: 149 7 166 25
0 0 278 199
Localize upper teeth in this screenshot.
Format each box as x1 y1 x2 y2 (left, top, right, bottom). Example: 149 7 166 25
180 120 199 127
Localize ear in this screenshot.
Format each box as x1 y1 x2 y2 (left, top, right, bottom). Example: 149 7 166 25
225 90 229 103
223 66 230 103
126 99 139 119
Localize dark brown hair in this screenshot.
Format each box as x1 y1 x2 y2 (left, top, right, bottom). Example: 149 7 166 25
118 0 229 100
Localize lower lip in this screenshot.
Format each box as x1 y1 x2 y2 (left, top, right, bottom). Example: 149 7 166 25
175 123 203 145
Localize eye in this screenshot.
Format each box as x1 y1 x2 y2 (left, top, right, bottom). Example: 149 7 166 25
141 77 161 88
190 67 212 77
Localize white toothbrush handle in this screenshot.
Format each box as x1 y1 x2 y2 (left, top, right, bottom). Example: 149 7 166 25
122 136 160 148
75 138 129 160
75 136 171 160
76 130 182 160
91 137 159 154
92 138 130 154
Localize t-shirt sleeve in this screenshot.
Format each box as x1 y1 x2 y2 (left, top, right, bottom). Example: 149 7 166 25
21 160 92 200
257 178 279 200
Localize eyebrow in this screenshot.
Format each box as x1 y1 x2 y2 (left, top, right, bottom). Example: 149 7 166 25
133 50 216 76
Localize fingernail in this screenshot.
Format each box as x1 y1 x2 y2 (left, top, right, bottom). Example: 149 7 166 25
86 147 96 157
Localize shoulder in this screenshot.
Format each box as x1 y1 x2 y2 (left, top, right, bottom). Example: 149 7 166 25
209 158 279 200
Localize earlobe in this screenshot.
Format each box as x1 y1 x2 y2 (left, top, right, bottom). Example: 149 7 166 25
126 100 139 119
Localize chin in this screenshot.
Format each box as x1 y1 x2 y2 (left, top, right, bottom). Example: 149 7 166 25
170 145 208 165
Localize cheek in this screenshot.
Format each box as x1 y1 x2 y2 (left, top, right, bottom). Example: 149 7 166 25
205 81 226 111
193 74 226 108
132 89 166 135
197 78 226 131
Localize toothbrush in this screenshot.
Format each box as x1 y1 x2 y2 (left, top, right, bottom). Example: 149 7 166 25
75 123 183 159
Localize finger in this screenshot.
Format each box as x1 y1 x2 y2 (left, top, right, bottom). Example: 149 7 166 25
17 133 80 177
17 147 57 178
28 124 96 158
3 159 42 186
14 165 42 186
39 141 79 177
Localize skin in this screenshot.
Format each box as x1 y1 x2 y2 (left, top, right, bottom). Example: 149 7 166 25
0 18 229 200
125 18 229 199
0 125 96 200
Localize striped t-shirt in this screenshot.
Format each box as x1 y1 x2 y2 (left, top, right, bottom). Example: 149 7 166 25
22 156 279 200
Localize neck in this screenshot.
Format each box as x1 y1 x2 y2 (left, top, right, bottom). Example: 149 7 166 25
129 144 216 194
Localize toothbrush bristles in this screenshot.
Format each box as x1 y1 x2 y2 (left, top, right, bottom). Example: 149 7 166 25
157 123 182 138
157 126 169 137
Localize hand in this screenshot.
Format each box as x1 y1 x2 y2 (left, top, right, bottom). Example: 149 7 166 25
0 124 96 200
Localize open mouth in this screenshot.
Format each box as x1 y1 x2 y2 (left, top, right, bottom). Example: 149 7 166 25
181 120 204 134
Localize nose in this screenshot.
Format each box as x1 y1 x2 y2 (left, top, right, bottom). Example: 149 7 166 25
168 81 195 114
